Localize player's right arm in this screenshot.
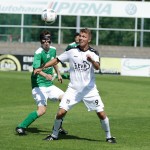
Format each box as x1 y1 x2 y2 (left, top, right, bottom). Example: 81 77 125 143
34 51 69 75
34 58 59 74
38 71 53 80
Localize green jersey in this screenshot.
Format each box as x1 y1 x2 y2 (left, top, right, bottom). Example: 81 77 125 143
31 46 56 88
65 42 79 51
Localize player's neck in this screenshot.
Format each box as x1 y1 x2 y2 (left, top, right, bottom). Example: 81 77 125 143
80 45 89 52
41 46 49 52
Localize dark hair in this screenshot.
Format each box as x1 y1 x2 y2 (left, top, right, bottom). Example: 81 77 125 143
40 30 51 41
74 32 80 38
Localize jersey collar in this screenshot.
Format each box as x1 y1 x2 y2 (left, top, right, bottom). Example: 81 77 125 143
77 45 92 52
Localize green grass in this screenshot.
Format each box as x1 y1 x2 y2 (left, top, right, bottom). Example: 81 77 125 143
0 71 150 150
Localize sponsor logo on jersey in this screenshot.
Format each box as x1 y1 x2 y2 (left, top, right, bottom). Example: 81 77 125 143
47 54 50 58
74 61 90 71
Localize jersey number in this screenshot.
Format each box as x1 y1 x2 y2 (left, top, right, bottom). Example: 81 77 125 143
95 100 99 106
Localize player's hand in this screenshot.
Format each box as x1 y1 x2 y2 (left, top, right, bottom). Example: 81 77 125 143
45 74 53 80
57 74 63 83
34 68 42 75
86 54 93 62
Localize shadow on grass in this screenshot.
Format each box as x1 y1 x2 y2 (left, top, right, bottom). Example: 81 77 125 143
16 128 102 142
26 127 49 133
59 134 101 142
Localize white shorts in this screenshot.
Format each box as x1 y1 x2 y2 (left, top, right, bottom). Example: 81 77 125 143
59 87 104 112
32 85 64 106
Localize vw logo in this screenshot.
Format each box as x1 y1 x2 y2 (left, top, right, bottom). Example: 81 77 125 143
125 3 137 15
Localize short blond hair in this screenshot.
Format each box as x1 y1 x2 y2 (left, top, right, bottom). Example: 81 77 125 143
80 28 92 41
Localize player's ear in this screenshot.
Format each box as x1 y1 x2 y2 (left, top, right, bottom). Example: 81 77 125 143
88 36 91 43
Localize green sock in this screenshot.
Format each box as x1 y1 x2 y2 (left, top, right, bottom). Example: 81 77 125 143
18 111 38 128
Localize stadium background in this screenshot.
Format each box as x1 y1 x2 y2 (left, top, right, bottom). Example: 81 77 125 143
0 0 150 76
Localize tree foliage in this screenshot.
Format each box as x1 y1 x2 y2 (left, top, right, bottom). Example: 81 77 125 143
0 13 149 47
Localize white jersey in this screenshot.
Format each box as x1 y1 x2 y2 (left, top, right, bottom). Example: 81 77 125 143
58 46 100 92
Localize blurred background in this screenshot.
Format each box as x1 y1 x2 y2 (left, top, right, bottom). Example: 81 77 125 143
0 0 150 76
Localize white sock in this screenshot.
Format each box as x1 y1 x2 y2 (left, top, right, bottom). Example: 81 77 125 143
100 117 111 139
51 119 62 138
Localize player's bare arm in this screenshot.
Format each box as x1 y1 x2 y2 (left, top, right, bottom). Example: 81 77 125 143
54 65 63 83
34 58 59 74
38 71 53 80
45 58 59 68
86 54 100 70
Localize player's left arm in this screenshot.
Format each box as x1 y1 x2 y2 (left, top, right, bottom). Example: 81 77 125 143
53 65 63 83
86 54 100 70
38 71 53 80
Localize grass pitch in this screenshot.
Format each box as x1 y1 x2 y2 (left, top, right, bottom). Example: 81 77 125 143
0 71 150 150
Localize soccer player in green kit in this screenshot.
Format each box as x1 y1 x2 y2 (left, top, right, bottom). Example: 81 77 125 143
65 32 80 51
62 32 80 79
16 30 67 135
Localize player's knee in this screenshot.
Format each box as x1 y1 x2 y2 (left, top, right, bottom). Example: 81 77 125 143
38 107 46 116
58 94 64 101
97 111 106 120
56 109 67 119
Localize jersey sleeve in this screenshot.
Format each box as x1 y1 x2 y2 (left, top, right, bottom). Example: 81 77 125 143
32 53 42 69
94 53 100 63
65 44 71 51
54 49 56 58
57 51 69 63
50 46 57 58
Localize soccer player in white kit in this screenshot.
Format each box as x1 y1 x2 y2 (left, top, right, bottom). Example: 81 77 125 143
34 28 116 143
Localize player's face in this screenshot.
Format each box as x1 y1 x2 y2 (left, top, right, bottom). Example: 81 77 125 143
79 32 90 50
75 35 80 43
41 34 51 51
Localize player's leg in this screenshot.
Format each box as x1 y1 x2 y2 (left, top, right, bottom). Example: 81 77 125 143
83 91 116 143
94 96 116 143
16 87 47 135
96 111 116 143
15 111 39 135
55 91 68 135
47 85 68 134
43 87 81 140
43 108 67 140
